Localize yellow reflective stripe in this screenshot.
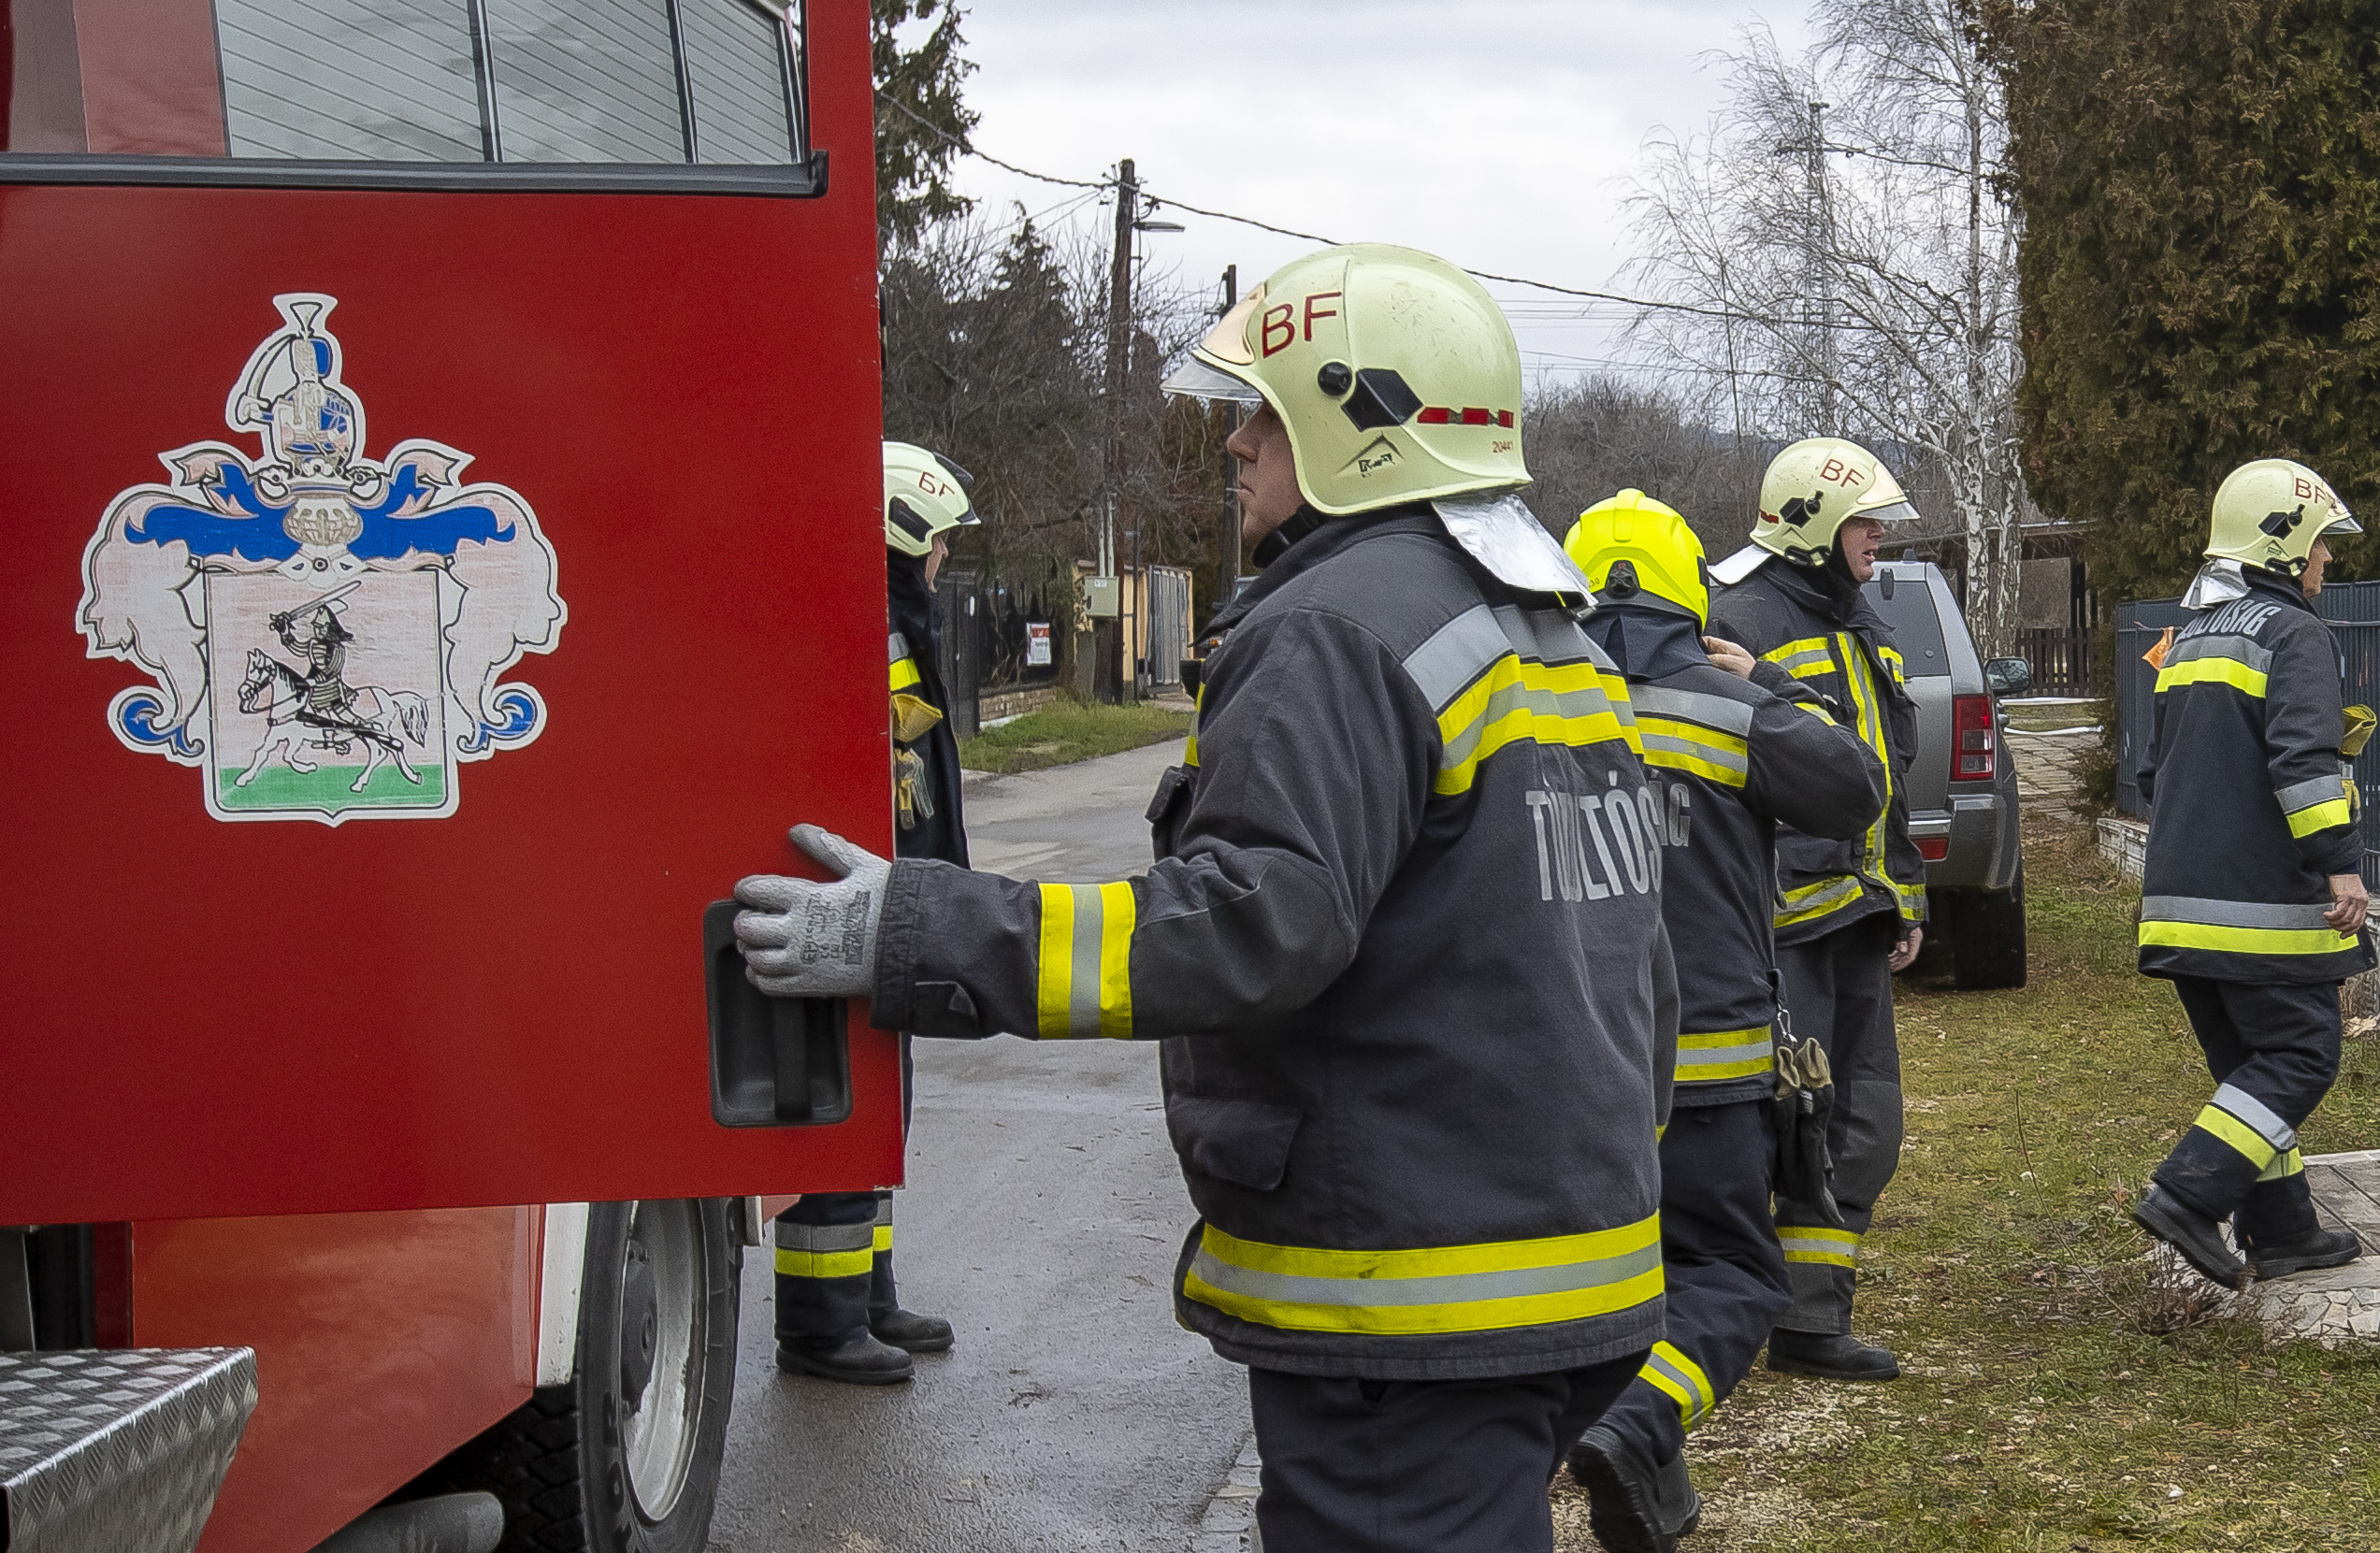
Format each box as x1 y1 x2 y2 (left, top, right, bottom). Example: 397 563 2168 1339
1185 683 1204 768
1877 645 1907 685
1637 715 1750 787
890 656 923 692
2138 920 2355 957
1638 1341 1718 1430
1035 883 1137 1039
1790 698 1839 726
1896 878 1928 921
1776 874 1864 929
774 1246 874 1280
2156 655 2269 698
1675 1027 1775 1082
873 1224 893 1254
1435 654 1640 797
2259 1147 2306 1183
2288 798 2356 838
1182 1215 1665 1336
1839 633 1894 884
2193 1104 2279 1170
1762 637 1833 680
1778 1227 1859 1267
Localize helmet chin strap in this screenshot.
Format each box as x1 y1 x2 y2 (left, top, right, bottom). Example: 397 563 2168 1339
1250 504 1333 568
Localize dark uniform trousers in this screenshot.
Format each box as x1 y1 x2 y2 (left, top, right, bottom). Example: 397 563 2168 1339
776 1040 916 1344
2156 977 2342 1246
1594 1102 1789 1469
1772 912 1904 1334
1249 1353 1644 1553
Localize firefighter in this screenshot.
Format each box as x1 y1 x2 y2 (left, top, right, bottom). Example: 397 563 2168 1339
1704 438 1925 1382
733 244 1673 1550
770 441 978 1386
1560 492 1885 1550
2132 458 2372 1284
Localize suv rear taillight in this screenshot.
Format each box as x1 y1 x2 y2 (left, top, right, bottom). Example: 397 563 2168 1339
1953 695 1997 781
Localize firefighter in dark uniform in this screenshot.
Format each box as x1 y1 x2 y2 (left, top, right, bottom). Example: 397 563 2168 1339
770 442 978 1385
2133 457 2372 1284
1560 492 1885 1550
732 245 1675 1551
1706 437 1926 1382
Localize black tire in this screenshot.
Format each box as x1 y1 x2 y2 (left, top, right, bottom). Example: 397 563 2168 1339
401 1199 743 1553
1951 870 2027 990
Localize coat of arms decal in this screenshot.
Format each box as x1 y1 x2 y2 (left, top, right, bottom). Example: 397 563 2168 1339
79 293 565 824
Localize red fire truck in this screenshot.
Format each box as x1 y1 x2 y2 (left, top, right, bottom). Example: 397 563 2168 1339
0 4 900 1549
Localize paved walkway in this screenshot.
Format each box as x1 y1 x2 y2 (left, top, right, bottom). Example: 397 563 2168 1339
707 740 1259 1553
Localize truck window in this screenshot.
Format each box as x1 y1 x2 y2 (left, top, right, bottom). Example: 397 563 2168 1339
1865 568 1952 674
214 0 799 165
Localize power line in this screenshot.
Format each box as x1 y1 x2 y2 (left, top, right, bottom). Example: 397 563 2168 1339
876 93 1814 331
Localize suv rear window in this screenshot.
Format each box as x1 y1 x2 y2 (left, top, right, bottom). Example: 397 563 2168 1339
1864 568 1952 675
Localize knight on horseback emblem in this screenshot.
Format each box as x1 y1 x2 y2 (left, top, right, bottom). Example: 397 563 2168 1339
77 292 566 824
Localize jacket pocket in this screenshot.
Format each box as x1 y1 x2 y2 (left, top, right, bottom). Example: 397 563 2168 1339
1146 762 1197 858
1167 1095 1304 1191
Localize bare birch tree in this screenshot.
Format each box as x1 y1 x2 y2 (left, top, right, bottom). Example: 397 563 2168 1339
1629 0 2028 652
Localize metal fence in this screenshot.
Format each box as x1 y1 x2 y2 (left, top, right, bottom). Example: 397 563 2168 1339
1142 567 1192 691
932 571 1064 738
2113 578 2380 883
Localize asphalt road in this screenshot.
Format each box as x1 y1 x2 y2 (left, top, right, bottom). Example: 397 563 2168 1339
706 740 1258 1553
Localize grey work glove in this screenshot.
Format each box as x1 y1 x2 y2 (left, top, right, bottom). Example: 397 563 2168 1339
732 825 891 999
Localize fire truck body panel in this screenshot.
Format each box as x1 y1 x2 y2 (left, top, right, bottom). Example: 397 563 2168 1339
0 0 902 1229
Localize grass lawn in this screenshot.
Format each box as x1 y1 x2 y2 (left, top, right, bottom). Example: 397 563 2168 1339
1553 812 2380 1550
957 696 1192 775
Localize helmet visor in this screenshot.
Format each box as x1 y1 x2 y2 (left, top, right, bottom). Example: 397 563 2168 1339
1161 354 1264 404
1857 499 1922 525
2324 512 2364 538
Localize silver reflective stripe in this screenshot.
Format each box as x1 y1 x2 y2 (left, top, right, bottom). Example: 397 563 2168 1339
2276 774 2349 814
1642 1347 1711 1424
1403 604 1512 711
2141 896 2336 930
1640 729 1749 780
2213 1083 2298 1150
1629 684 1755 737
1677 1037 1773 1071
774 1221 874 1253
1187 1241 1663 1310
1490 603 1595 666
873 1198 894 1226
1771 644 1833 675
2166 633 2273 673
888 631 910 665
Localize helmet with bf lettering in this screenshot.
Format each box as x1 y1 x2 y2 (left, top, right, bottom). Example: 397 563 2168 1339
884 441 979 557
1751 437 1919 568
1160 244 1528 515
1564 490 1709 627
2205 458 2361 579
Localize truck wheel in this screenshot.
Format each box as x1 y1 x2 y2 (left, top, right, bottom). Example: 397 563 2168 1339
400 1199 742 1552
1952 871 2027 991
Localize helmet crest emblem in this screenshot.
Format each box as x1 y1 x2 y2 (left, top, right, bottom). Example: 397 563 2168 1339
2260 504 2308 539
1779 490 1825 528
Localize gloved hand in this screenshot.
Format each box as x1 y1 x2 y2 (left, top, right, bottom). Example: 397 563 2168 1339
732 825 891 999
1771 1014 1848 1229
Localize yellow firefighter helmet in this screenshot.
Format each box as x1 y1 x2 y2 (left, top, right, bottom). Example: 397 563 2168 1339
1564 490 1709 627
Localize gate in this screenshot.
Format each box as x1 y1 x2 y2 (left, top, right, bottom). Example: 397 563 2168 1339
1143 566 1192 691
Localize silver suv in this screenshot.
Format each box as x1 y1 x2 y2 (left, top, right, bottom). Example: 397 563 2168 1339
1864 561 2028 989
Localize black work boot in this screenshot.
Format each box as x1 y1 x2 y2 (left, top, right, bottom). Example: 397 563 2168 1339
2246 1225 2363 1281
1567 1426 1699 1553
1767 1329 1899 1381
2133 1185 2246 1286
868 1241 955 1353
775 1330 915 1386
871 1306 955 1353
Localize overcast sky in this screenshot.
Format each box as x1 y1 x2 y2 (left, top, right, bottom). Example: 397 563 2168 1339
934 0 1813 384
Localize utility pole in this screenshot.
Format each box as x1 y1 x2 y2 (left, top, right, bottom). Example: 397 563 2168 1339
1217 263 1240 613
1097 157 1137 703
1804 100 1839 437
